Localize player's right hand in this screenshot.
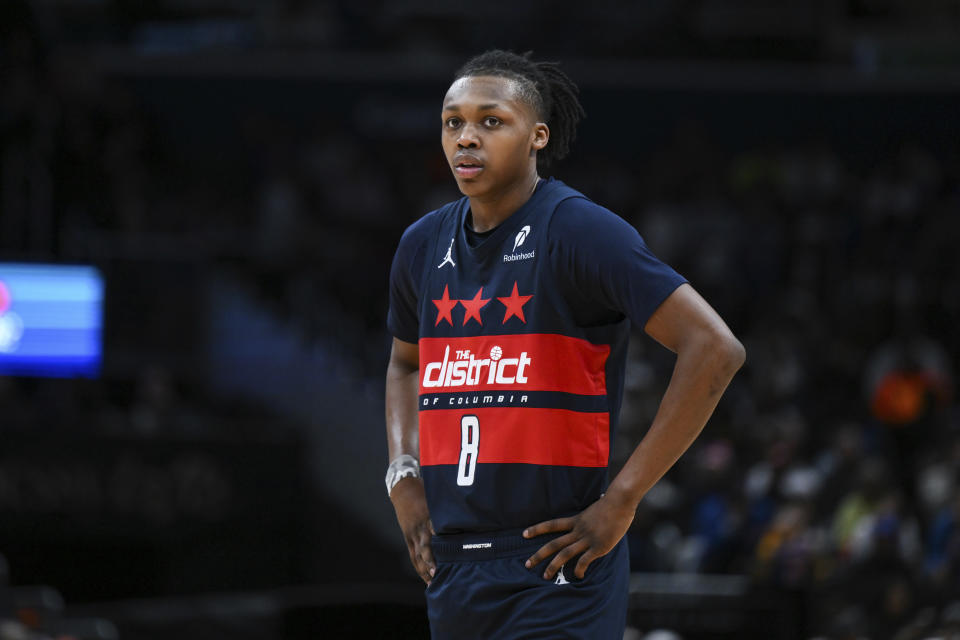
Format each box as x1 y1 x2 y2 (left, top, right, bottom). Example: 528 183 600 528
389 476 436 586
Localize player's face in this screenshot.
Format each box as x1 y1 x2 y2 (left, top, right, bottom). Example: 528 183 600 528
441 76 548 198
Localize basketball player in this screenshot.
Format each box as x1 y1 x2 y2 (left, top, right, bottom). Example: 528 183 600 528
384 50 745 638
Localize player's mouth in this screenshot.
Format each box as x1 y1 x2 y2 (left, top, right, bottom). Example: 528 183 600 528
453 155 484 178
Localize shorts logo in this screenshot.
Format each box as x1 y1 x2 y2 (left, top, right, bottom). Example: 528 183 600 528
554 567 570 585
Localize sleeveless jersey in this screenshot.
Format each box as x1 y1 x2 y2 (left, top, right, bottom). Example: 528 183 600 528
388 178 685 534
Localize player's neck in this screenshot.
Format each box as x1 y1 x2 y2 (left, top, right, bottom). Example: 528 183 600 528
467 173 541 233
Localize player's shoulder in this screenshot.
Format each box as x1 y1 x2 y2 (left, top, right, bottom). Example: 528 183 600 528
548 183 636 242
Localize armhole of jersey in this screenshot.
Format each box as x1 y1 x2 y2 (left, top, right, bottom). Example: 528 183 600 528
543 194 592 320
413 204 458 341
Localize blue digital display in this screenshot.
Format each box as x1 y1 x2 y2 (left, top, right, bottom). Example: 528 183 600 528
0 263 104 378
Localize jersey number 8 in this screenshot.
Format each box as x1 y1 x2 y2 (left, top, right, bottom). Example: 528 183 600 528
457 415 480 486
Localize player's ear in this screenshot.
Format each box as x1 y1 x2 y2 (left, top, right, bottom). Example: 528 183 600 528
531 122 549 151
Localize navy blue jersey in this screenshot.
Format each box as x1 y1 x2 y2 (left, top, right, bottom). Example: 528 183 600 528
388 178 685 534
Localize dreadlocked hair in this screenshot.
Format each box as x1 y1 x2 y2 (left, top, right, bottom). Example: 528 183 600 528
454 50 585 168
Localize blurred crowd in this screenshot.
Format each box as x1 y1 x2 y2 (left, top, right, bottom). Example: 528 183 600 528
610 140 958 639
0 554 117 640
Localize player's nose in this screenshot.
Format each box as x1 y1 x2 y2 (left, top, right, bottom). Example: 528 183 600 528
457 123 480 148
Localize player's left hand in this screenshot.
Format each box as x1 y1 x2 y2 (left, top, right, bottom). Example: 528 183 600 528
522 488 636 580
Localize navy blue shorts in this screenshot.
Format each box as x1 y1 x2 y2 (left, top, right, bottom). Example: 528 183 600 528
425 529 629 639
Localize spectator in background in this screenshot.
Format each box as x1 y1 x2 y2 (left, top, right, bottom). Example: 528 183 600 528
925 490 960 598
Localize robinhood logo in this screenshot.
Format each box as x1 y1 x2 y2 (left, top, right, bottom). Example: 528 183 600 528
513 225 531 252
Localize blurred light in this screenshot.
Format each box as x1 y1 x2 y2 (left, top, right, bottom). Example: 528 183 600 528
0 263 104 378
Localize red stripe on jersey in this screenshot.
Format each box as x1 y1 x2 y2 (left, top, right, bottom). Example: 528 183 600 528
419 407 610 468
418 333 609 396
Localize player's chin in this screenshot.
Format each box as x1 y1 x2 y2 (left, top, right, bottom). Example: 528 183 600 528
451 173 486 195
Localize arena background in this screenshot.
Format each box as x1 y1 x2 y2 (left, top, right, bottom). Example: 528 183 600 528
1 2 958 639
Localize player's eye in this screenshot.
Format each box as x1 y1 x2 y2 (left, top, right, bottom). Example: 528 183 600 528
483 116 501 127
445 117 462 129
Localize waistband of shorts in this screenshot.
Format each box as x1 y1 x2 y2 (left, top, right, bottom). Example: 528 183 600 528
431 528 563 562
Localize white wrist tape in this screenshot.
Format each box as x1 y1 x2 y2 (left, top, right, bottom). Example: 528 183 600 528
385 454 420 496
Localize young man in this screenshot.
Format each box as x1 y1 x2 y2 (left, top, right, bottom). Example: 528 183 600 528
384 50 745 639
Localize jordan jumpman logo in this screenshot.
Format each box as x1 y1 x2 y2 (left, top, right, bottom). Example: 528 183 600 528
437 237 456 269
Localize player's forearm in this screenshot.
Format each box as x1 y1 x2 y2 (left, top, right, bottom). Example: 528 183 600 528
606 329 744 510
385 357 421 461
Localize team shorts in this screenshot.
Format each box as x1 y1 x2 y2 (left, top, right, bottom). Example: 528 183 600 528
426 528 629 639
